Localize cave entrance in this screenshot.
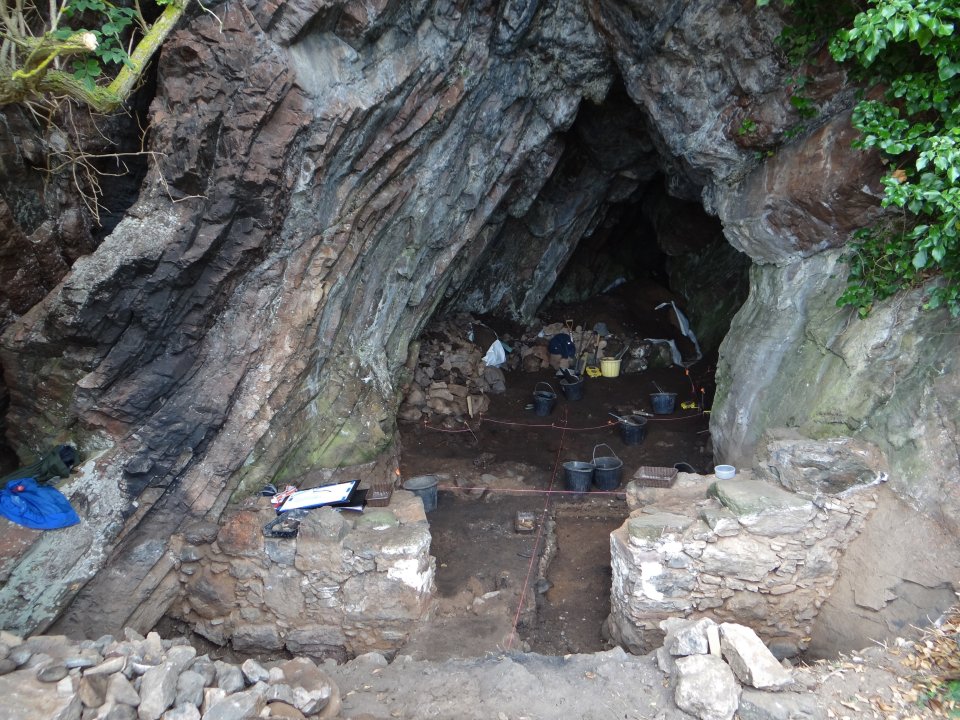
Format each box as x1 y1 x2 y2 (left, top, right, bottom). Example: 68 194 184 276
396 347 715 658
396 79 750 659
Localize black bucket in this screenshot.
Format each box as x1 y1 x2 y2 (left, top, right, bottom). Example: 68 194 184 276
559 375 585 401
563 461 594 495
619 415 648 446
532 382 557 416
403 474 439 513
650 392 677 415
592 444 623 491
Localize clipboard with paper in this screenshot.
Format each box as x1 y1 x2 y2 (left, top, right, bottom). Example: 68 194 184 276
276 480 360 513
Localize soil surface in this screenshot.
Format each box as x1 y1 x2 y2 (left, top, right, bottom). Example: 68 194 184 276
398 349 713 661
326 640 948 720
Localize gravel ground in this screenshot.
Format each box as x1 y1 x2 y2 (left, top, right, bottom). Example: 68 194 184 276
328 647 685 720
325 640 949 720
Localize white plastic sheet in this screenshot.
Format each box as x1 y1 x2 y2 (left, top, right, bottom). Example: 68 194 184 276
482 339 507 367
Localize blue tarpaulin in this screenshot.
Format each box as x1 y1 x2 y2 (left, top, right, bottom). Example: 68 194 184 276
0 478 80 530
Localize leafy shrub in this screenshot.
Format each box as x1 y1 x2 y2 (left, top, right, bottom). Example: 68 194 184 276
761 0 960 317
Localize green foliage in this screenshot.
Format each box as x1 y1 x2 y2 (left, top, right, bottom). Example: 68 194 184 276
760 1 859 140
737 117 759 135
57 0 140 87
786 78 818 119
829 0 960 317
759 0 960 318
920 678 960 716
1 0 186 110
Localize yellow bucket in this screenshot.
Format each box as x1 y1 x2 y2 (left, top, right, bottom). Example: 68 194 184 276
600 357 621 378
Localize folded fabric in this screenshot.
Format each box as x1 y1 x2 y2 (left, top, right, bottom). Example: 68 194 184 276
1 444 78 485
548 333 576 358
0 478 80 530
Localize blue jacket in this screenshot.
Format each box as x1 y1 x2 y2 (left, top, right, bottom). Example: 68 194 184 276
548 333 576 358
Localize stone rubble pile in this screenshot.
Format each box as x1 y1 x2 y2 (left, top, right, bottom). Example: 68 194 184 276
0 620 830 720
0 627 341 720
399 314 670 422
657 616 822 720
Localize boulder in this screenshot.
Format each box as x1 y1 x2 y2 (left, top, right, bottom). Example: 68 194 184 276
174 670 204 708
660 616 718 656
720 623 792 690
674 654 740 720
0 666 82 720
277 658 338 716
106 671 140 707
708 480 817 537
78 673 109 708
627 512 695 544
201 690 263 720
214 660 246 694
240 658 270 685
137 662 179 720
161 704 201 720
754 430 888 496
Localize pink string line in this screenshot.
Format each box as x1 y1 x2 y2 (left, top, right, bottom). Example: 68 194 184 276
437 485 625 497
504 408 569 651
418 411 706 434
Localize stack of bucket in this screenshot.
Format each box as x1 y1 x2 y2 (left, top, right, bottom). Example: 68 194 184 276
533 376 585 413
562 444 623 495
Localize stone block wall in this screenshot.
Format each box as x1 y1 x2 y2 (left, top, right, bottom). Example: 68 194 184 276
167 491 435 661
605 473 875 657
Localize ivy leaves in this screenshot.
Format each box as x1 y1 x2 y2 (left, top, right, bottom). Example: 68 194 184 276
827 0 960 317
54 0 138 88
758 0 959 317
830 0 957 76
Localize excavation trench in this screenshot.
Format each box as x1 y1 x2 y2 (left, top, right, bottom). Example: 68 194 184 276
395 285 716 659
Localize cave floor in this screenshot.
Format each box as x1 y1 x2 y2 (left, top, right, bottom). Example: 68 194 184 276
397 360 713 660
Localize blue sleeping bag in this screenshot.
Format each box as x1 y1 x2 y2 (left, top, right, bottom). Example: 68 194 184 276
0 478 80 530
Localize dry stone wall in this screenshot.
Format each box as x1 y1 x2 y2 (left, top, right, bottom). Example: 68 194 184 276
167 492 434 661
606 472 875 658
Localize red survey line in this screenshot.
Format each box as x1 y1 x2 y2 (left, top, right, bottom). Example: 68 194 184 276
419 411 705 434
437 485 625 497
504 408 569 651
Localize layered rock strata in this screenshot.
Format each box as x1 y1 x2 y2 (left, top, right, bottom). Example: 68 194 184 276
0 0 955 647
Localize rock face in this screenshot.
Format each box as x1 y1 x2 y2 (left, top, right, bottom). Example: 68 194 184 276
712 250 960 536
674 654 740 720
0 0 956 643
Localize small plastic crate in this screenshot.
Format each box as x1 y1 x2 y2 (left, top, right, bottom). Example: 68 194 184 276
633 466 678 488
366 478 395 507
